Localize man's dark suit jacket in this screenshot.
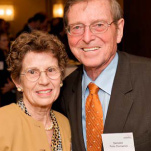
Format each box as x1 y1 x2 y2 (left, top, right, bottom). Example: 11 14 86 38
54 51 151 151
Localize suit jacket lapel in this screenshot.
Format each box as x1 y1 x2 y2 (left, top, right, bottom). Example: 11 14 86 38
71 66 86 151
104 51 133 133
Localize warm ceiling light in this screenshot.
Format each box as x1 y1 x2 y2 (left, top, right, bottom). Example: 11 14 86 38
53 4 64 18
0 5 14 21
0 9 4 15
6 9 13 16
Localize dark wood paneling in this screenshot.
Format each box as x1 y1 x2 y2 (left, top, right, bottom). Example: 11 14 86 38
123 0 151 58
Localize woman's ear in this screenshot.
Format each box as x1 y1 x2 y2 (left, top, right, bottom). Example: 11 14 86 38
12 77 23 92
116 18 124 44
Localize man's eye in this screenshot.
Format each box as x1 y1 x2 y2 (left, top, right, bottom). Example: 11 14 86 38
72 25 83 30
97 23 104 26
74 26 80 29
94 23 104 28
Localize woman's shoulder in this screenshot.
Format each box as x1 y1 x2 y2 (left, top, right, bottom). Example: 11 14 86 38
0 103 22 131
0 103 17 113
53 110 69 122
0 103 21 121
52 110 70 129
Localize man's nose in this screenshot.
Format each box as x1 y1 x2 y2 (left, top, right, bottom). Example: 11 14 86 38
82 26 95 43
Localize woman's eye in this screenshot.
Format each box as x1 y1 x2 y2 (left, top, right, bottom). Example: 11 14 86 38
28 69 36 74
48 68 56 73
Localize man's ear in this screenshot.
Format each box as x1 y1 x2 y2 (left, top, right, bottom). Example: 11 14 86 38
116 18 124 44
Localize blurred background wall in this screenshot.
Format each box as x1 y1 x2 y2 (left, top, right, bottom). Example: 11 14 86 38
0 0 123 38
1 0 151 58
0 0 46 37
123 0 151 58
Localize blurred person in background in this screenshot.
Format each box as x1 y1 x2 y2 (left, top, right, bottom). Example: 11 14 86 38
0 19 6 32
0 31 71 151
16 17 34 37
33 12 48 32
49 17 77 61
0 18 14 41
16 12 49 37
0 31 16 107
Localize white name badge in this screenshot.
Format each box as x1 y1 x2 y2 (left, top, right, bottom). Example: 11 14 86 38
102 133 135 151
0 61 4 70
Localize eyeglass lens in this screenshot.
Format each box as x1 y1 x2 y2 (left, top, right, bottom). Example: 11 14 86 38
24 67 61 81
68 21 114 35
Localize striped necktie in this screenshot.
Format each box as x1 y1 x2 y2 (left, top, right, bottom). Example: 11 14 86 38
86 82 104 151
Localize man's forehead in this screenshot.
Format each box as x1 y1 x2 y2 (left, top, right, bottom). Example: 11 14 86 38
67 0 112 23
67 0 111 14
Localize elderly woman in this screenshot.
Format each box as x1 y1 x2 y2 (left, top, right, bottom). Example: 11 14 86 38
0 31 71 151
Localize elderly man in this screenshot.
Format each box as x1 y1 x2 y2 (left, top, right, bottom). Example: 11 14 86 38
54 0 151 151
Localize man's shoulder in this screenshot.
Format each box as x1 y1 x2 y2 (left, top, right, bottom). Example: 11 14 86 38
117 51 151 77
118 51 151 62
118 51 151 64
64 65 83 83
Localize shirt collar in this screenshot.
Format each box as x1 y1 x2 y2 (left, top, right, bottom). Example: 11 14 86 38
83 53 118 95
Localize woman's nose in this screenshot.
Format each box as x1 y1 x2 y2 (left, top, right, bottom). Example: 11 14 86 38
38 71 50 85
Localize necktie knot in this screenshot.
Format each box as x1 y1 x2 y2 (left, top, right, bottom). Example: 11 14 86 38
88 82 99 95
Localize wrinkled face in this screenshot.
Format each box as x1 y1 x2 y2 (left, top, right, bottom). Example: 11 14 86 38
0 34 9 50
15 51 61 108
67 0 124 69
